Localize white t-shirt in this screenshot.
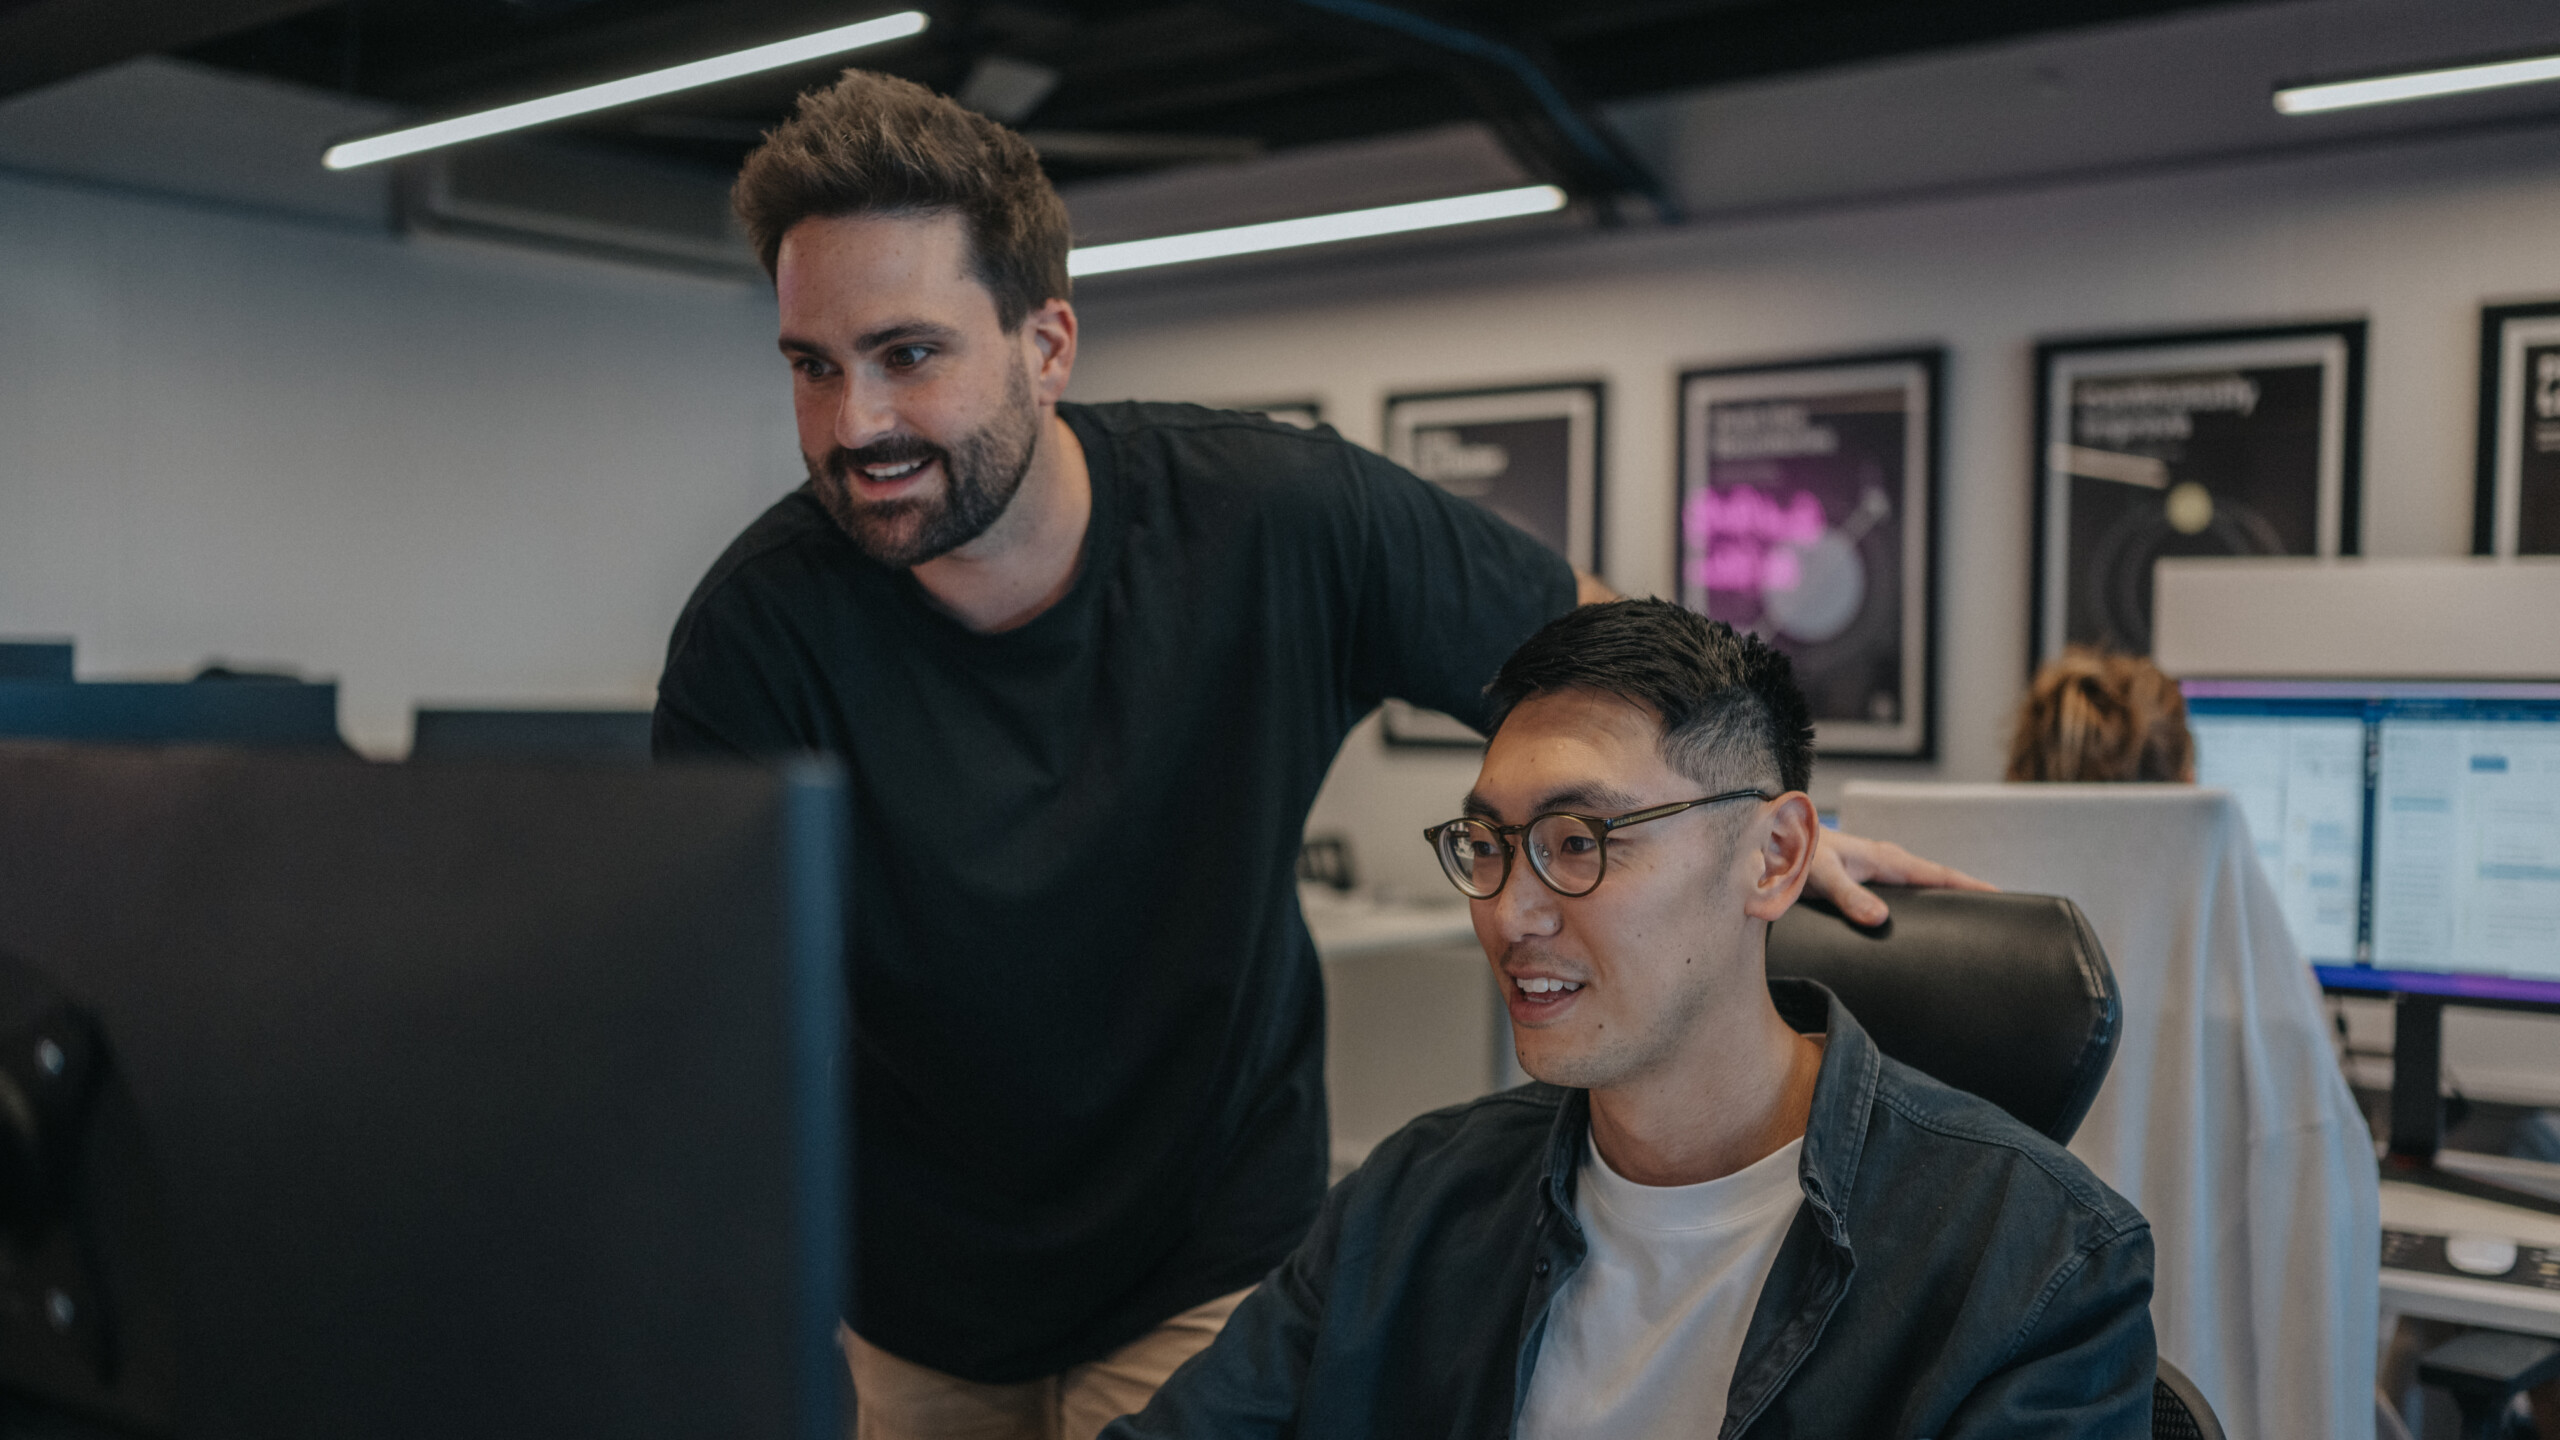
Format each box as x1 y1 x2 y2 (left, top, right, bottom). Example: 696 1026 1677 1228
1516 1132 1807 1440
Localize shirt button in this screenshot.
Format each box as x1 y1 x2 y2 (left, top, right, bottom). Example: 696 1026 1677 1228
1534 1259 1550 1276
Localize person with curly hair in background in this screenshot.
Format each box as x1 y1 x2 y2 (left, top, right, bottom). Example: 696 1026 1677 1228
2005 646 2195 784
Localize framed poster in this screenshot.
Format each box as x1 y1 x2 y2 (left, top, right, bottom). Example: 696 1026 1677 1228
1380 381 1605 747
1676 349 1940 759
2033 321 2364 666
2475 301 2560 556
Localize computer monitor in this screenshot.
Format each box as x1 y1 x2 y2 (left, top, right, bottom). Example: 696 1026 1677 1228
0 746 846 1438
0 641 73 681
0 680 346 751
2185 686 2370 968
410 707 655 763
2186 678 2560 1209
2370 696 2560 996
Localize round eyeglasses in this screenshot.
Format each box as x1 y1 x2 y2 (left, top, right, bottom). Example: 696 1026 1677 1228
1421 789 1773 900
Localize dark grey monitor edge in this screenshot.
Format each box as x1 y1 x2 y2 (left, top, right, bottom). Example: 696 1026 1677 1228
782 757 850 1440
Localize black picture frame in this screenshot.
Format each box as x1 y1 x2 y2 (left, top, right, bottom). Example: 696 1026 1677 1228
1675 348 1942 760
2474 300 2560 556
1379 380 1606 748
2031 320 2365 670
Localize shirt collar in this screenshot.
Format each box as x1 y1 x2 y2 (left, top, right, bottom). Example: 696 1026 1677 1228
1538 978 1878 1253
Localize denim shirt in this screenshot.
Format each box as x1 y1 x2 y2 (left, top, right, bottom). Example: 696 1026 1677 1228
1102 979 2156 1440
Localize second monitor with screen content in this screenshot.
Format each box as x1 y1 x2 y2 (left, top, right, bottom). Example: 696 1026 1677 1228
2186 680 2560 1003
2372 700 2560 983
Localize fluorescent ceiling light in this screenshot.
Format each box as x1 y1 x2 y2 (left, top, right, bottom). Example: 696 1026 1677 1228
1068 184 1569 277
2275 51 2560 115
323 10 927 170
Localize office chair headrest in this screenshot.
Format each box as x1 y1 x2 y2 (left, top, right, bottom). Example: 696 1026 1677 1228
1768 886 2120 1145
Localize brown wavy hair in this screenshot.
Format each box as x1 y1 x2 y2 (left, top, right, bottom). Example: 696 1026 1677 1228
731 69 1071 330
2005 647 2194 783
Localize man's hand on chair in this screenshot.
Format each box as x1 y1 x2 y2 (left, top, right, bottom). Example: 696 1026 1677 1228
1808 831 1996 927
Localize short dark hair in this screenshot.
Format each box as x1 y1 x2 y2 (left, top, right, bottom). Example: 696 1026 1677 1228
1484 599 1815 795
732 69 1072 331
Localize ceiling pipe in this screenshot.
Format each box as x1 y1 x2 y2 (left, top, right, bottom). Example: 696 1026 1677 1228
1242 0 1676 224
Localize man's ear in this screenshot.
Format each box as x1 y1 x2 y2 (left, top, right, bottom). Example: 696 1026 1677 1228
1741 792 1820 923
1025 297 1077 403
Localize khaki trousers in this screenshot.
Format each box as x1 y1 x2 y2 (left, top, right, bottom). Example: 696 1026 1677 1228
843 1287 1251 1440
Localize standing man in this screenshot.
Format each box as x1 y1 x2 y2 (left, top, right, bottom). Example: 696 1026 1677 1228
653 69 1980 1440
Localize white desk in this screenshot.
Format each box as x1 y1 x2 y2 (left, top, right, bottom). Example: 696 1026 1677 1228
1300 886 1503 1176
1297 885 1474 958
2380 1153 2560 1338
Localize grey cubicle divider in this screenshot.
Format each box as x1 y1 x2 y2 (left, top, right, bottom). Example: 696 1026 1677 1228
0 641 74 681
409 708 655 764
0 680 346 751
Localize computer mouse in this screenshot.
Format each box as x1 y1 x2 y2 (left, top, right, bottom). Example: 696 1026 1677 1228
2446 1234 2520 1277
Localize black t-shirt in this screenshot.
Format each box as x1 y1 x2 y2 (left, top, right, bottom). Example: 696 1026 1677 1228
652 401 1575 1382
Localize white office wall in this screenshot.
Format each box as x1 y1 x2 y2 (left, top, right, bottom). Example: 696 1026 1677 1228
4 71 2560 832
0 169 794 754
1065 121 2560 895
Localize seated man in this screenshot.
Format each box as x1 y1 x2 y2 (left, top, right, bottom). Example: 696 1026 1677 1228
1102 599 2156 1439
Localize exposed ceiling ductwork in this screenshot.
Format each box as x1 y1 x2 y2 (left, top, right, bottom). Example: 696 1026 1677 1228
55 0 2293 189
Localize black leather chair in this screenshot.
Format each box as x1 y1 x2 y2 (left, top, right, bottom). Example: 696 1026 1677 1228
1766 884 2120 1145
2152 1357 2227 1440
1771 887 2213 1437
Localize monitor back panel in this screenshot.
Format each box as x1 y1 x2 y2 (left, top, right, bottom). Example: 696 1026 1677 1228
0 682 344 750
409 708 656 764
0 747 844 1439
0 642 73 681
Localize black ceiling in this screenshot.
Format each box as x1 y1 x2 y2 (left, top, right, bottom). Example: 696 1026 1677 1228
142 0 2279 187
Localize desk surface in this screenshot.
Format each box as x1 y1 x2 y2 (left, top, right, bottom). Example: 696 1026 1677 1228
1299 885 1476 959
2382 1154 2560 1336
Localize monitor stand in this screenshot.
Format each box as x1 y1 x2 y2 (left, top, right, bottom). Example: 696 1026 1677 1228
2386 995 2560 1218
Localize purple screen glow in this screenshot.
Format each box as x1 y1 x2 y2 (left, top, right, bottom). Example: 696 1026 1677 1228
2318 964 2560 1007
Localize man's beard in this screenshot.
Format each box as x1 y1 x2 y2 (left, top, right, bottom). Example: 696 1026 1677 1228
806 365 1042 568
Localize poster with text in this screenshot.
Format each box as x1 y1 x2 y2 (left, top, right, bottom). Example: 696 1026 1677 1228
2034 323 2364 666
2475 302 2560 556
1381 382 1603 746
1678 352 1938 758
